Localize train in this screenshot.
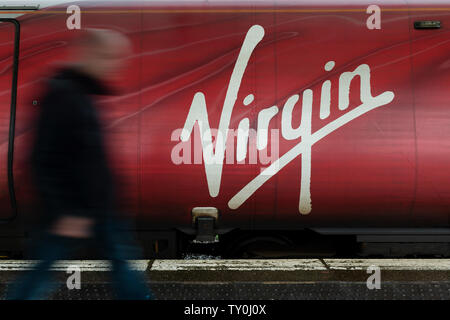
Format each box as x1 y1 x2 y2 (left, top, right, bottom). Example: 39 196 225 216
0 0 449 258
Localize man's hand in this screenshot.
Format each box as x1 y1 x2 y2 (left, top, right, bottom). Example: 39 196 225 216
50 215 94 238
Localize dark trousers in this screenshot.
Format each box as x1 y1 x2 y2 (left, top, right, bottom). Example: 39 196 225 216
7 217 154 300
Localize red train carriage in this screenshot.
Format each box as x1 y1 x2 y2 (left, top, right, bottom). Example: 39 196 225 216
0 0 449 257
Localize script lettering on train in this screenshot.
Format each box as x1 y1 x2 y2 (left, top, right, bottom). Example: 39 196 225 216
178 25 395 215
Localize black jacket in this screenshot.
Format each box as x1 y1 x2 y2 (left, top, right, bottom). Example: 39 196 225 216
31 67 115 224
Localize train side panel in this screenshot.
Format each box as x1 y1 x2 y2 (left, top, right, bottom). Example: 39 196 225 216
0 1 448 236
409 0 450 227
138 0 417 228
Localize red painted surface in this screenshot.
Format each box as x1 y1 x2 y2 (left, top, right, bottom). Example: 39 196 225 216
0 21 15 220
409 0 450 227
0 1 448 230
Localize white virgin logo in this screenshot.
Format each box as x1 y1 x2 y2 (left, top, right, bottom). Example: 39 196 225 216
179 25 395 215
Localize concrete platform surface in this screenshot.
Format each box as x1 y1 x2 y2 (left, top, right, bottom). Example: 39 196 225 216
0 259 448 299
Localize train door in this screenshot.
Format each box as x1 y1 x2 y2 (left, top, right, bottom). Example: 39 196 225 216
408 1 450 227
0 19 19 221
268 1 416 227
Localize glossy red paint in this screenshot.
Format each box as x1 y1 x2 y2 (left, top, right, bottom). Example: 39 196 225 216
0 20 16 221
0 1 448 231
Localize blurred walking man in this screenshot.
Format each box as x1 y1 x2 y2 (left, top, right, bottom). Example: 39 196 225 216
7 29 153 300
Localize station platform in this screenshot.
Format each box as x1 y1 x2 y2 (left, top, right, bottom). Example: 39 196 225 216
0 259 449 300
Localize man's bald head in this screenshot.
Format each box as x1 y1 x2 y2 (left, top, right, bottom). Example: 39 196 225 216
74 29 130 52
71 29 132 82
